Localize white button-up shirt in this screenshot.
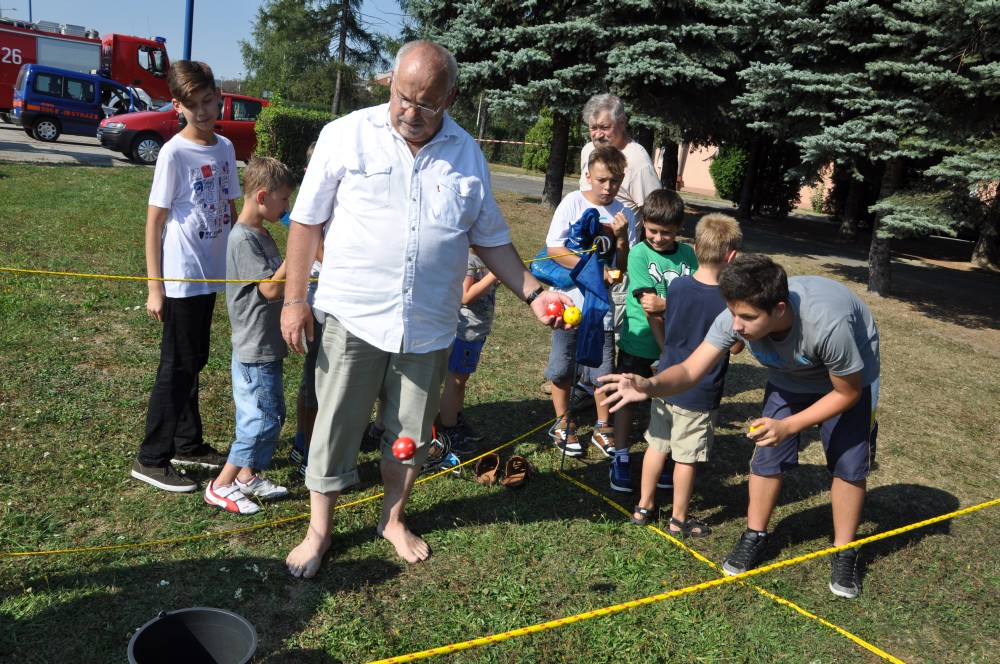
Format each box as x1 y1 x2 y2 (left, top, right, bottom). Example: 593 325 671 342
291 104 511 354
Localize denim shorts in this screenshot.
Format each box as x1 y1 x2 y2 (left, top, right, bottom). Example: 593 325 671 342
447 337 485 374
544 327 615 387
229 355 286 470
749 380 879 481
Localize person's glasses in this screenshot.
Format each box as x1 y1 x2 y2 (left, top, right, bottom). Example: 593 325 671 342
589 123 615 133
392 90 443 118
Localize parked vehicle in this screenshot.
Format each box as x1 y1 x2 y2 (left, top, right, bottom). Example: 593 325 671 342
0 18 169 122
97 92 268 165
11 63 150 142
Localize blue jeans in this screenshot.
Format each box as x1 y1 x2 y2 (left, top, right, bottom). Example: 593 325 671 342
229 355 286 470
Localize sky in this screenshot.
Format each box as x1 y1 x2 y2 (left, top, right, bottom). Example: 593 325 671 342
1 0 407 79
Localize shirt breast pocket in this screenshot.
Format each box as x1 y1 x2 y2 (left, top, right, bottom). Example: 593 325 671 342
353 161 392 212
431 173 477 228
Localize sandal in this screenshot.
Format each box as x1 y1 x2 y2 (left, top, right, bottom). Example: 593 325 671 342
668 515 711 538
499 455 532 490
631 505 656 526
474 453 501 485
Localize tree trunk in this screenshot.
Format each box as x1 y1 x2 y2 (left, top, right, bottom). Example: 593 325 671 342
543 111 570 208
660 141 678 191
737 139 764 220
971 192 1000 269
837 177 864 243
476 94 488 140
330 0 349 116
867 157 904 295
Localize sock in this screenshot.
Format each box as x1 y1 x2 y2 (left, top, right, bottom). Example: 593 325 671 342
595 420 609 428
294 431 306 449
614 448 629 462
747 528 768 539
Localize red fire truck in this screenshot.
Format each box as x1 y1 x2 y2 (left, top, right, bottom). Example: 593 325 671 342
0 18 170 121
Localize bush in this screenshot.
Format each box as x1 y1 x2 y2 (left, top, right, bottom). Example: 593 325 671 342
708 144 748 203
254 97 333 178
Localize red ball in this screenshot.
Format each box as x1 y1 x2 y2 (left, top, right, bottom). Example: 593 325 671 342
392 436 416 460
545 300 565 317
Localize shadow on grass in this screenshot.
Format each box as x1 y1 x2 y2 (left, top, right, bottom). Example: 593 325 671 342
1 553 403 662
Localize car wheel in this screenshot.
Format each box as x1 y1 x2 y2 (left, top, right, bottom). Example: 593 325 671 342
32 117 60 142
131 133 163 165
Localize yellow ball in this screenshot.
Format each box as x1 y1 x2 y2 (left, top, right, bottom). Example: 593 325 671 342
749 423 762 432
563 306 582 326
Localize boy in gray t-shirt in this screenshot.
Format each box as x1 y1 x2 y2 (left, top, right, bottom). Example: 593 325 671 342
600 254 880 599
204 157 297 516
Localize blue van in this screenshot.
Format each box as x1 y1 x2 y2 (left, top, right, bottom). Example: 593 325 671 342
12 63 150 142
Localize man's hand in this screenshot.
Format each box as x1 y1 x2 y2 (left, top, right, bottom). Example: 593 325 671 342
530 291 576 329
281 303 314 354
596 372 652 412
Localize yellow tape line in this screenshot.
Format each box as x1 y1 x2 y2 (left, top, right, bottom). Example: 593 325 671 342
369 490 1000 663
557 471 904 663
0 417 559 558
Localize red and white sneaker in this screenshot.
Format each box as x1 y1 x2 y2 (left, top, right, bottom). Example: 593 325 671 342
236 475 289 501
204 480 260 515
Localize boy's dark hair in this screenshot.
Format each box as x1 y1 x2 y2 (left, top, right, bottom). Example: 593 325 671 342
243 156 295 195
719 253 788 312
641 188 685 228
588 144 627 181
694 213 742 264
167 60 216 105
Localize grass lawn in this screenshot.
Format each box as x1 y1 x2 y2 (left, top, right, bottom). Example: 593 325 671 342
1 164 999 663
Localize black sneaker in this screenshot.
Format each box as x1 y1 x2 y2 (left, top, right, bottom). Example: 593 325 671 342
722 529 769 575
829 549 862 598
171 444 226 469
458 413 484 442
131 460 197 493
438 424 475 456
361 422 384 451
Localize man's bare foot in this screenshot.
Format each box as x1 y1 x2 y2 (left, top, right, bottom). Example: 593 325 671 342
376 521 430 563
286 531 331 579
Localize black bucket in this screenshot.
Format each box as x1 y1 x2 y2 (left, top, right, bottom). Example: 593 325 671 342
127 607 258 664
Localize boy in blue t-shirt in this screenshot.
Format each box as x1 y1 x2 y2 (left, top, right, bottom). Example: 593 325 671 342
626 213 742 536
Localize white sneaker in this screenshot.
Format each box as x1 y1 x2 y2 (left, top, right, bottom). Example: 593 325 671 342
236 475 289 501
204 481 260 515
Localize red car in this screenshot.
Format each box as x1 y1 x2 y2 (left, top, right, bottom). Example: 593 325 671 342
96 92 268 165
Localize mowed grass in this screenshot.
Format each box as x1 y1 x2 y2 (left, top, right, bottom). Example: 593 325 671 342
1 163 999 663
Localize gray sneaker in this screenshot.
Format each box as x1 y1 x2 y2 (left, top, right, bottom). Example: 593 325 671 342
171 443 226 469
722 530 769 575
131 460 197 493
829 549 862 598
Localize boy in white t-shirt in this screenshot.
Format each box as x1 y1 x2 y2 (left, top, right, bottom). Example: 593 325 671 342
131 60 241 493
543 145 637 456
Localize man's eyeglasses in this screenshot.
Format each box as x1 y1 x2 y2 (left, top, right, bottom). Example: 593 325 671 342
589 123 615 133
391 90 443 118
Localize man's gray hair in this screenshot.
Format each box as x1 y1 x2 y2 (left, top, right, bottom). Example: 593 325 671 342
582 93 625 126
393 40 458 91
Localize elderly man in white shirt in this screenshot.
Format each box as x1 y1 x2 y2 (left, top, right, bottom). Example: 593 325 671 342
281 40 572 579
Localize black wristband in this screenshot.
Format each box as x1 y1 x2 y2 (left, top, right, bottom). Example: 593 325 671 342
524 286 544 306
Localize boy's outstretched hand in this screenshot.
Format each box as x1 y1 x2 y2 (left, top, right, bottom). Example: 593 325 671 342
597 372 652 412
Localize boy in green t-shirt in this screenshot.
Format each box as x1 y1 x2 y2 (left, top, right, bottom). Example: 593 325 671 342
607 189 697 493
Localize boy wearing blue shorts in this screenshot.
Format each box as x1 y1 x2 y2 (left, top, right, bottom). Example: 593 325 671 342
437 248 499 454
544 145 637 456
602 253 880 599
